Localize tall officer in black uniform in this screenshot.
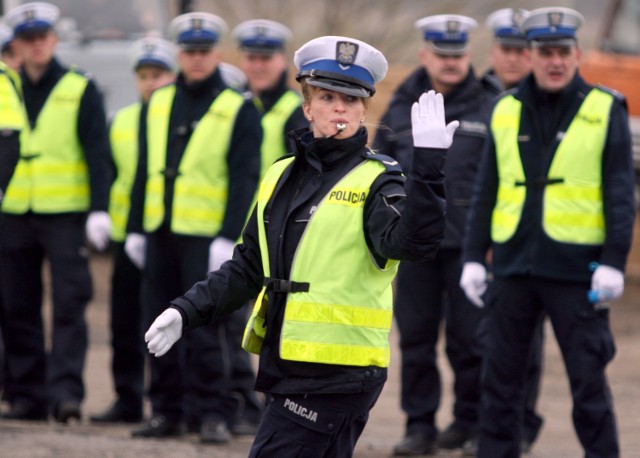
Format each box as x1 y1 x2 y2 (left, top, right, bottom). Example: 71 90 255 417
461 7 635 458
126 12 262 443
142 34 457 458
0 2 110 423
374 14 497 456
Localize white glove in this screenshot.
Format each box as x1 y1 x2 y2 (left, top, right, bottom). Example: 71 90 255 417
460 262 488 308
86 211 111 251
125 233 147 269
208 237 235 272
591 265 624 302
145 308 183 357
411 90 460 149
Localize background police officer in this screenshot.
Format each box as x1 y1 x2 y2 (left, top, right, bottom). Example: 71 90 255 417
0 1 111 423
374 14 496 456
126 12 262 443
460 7 635 458
90 37 177 425
0 23 21 72
232 19 307 178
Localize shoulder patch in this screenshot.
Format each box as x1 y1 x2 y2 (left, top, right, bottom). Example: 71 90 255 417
595 84 625 102
364 149 404 174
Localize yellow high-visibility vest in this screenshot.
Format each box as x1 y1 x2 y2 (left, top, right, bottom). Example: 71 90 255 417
243 156 399 367
3 71 90 214
109 103 141 242
491 88 613 245
143 85 243 236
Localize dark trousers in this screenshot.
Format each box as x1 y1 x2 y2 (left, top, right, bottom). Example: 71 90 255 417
249 386 384 458
394 249 485 436
0 213 92 408
142 226 245 423
109 241 144 413
478 276 619 458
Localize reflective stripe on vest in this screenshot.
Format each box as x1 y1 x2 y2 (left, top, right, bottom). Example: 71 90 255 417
143 85 243 236
109 103 141 242
243 157 399 367
3 71 89 214
259 90 301 178
491 88 612 245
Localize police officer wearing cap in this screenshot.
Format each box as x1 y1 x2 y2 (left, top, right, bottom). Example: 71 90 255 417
141 34 457 456
374 14 496 455
0 1 110 423
232 19 306 179
461 7 634 457
126 12 262 442
90 37 177 425
482 8 532 92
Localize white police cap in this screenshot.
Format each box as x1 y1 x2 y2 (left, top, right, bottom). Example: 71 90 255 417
486 8 529 48
522 7 584 47
4 1 59 37
219 62 247 91
232 19 292 54
294 35 387 98
168 12 228 49
415 14 477 56
0 23 14 51
129 37 177 72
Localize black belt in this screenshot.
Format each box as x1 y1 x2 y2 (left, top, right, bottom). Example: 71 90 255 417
263 277 310 293
515 177 564 187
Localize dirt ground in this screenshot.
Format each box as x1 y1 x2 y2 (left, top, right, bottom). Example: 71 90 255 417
2 227 640 458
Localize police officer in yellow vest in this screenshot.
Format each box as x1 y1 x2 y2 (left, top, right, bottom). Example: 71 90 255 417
0 2 111 423
90 37 177 425
460 8 635 458
232 19 307 178
126 12 262 442
143 35 456 457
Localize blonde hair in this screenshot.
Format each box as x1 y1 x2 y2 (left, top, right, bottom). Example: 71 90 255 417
299 79 371 110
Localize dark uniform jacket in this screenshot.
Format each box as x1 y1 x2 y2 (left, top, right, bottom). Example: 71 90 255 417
20 57 110 212
374 66 497 249
170 127 447 395
128 68 262 240
463 73 635 282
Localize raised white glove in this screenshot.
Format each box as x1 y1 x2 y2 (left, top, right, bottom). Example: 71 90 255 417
145 308 183 357
460 262 488 308
124 233 146 269
208 237 235 272
86 211 111 251
411 90 459 149
591 265 624 302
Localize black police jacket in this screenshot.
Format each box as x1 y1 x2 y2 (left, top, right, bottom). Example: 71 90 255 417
463 73 635 282
170 127 447 395
374 66 497 249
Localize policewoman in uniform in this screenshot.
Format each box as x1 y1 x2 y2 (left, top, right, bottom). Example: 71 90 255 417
126 12 262 442
232 19 307 178
374 15 496 455
0 2 111 422
460 8 635 458
91 37 177 424
143 35 457 457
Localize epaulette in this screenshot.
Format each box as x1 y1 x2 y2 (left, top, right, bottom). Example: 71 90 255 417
364 149 404 174
273 153 295 163
68 65 93 80
595 84 626 102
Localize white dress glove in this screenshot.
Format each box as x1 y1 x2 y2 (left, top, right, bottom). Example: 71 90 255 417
124 233 147 269
591 264 624 302
460 262 488 308
145 308 183 357
411 90 460 149
86 211 111 251
208 237 235 272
